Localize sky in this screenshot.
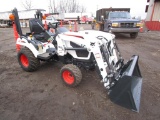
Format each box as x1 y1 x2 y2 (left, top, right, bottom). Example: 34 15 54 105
0 0 148 19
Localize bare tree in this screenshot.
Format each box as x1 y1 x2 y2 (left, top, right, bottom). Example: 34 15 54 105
57 0 86 13
22 0 33 10
48 0 56 13
57 0 70 13
78 5 86 13
68 0 79 13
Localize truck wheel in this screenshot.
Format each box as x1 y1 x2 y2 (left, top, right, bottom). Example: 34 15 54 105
130 32 138 39
17 47 40 72
60 64 82 87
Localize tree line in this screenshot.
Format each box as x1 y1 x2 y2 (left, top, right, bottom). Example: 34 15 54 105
22 0 86 13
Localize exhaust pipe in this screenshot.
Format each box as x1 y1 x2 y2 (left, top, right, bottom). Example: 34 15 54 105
109 55 142 112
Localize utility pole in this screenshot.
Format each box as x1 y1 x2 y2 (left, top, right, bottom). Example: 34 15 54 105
48 6 50 13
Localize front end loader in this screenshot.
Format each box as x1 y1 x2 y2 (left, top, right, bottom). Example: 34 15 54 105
56 31 143 112
9 8 143 112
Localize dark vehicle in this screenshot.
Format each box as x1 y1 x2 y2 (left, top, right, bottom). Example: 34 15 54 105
96 8 141 38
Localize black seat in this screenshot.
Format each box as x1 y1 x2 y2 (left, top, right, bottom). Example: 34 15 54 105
29 18 48 42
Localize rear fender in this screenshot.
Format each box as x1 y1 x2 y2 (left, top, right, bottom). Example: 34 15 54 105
16 38 40 57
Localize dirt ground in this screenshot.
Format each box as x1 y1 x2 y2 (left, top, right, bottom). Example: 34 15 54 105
0 25 160 120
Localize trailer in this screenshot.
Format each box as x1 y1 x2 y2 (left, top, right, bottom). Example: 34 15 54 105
63 13 93 24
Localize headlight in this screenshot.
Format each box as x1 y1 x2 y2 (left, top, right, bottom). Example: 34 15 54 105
136 22 142 27
112 23 119 27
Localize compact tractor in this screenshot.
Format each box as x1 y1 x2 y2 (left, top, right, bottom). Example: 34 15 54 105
9 8 143 112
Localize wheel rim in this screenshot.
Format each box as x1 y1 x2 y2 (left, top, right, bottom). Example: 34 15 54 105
62 70 74 85
20 54 29 67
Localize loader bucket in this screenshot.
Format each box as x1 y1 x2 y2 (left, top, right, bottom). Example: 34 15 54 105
109 55 142 112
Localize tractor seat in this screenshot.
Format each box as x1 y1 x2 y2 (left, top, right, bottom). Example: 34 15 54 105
29 18 49 42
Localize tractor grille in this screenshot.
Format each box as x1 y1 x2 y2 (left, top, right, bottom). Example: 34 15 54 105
120 23 134 28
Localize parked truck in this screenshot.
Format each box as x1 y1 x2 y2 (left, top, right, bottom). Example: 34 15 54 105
42 15 59 25
96 8 141 38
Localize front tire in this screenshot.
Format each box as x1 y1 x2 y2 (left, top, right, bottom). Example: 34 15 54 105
60 64 82 87
17 47 40 72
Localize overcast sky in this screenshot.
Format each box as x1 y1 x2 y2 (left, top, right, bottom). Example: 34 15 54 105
0 0 147 19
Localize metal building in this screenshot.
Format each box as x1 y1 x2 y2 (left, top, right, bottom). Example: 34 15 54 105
0 9 46 27
145 0 160 30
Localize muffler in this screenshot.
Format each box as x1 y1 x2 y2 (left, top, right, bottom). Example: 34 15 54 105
109 55 142 112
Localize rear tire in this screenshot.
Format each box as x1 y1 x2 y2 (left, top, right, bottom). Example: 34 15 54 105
17 47 40 72
130 32 138 39
60 64 82 87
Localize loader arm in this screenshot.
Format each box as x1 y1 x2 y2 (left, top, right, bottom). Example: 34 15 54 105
89 35 142 112
89 36 120 87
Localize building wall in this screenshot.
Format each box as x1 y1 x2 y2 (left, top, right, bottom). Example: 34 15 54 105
0 9 46 20
145 0 160 30
0 12 11 20
152 1 160 21
145 21 160 30
146 0 155 21
0 9 45 27
19 19 29 27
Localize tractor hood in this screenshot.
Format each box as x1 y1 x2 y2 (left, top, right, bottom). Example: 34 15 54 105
62 30 115 42
58 30 115 50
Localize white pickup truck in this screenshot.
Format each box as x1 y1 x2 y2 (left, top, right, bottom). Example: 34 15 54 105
0 23 8 28
42 16 59 25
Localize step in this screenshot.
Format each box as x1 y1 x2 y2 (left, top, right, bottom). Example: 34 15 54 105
37 53 52 60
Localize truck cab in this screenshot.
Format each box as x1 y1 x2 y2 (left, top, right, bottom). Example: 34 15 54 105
96 8 141 38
